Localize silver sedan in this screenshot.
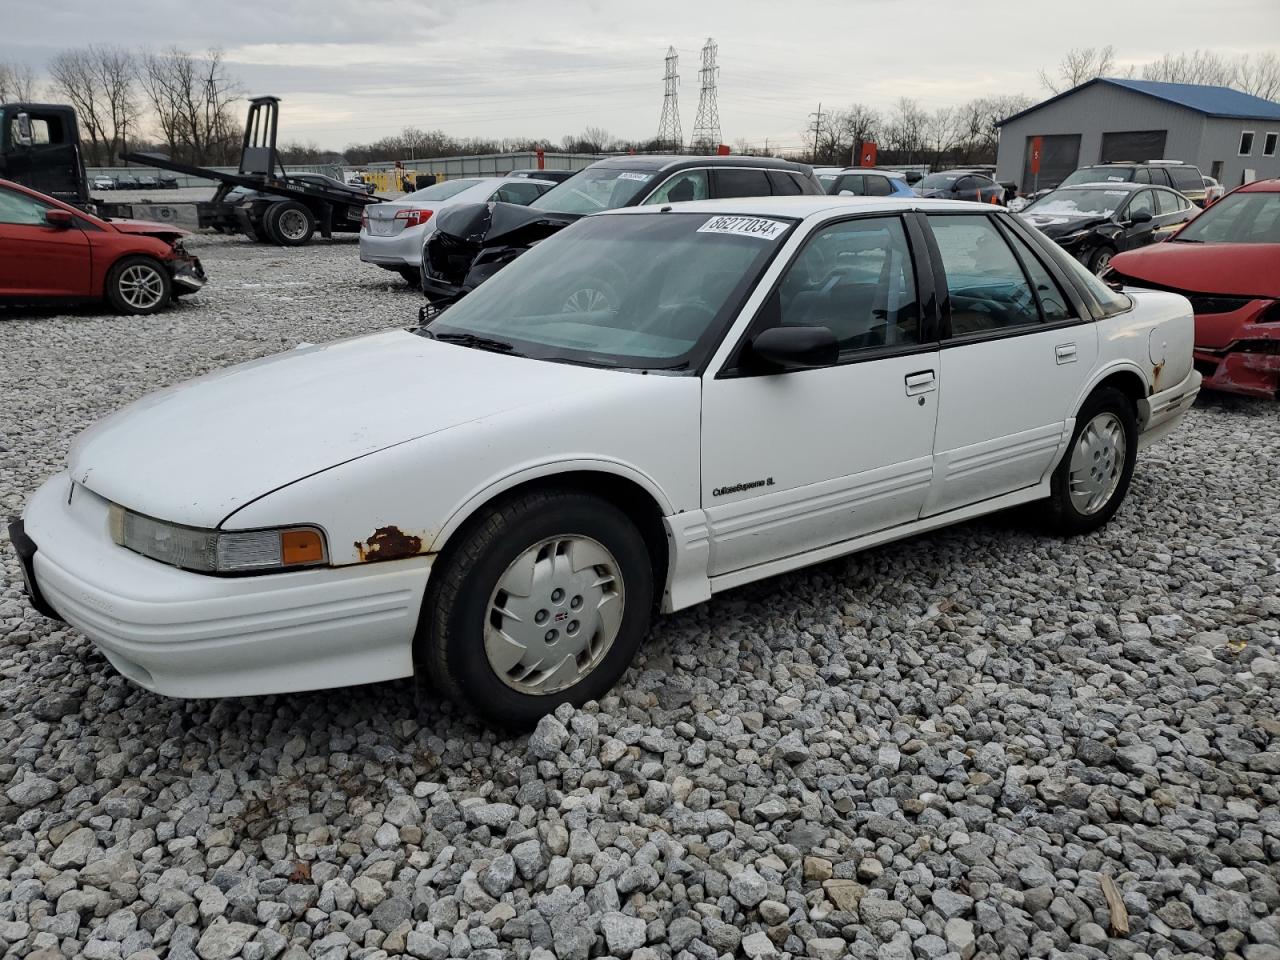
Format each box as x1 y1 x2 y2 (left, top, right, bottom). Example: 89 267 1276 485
360 177 553 285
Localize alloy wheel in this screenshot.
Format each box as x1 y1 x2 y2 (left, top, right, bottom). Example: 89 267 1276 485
118 265 166 310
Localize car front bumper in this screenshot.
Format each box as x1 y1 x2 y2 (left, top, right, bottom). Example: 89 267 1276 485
13 473 430 698
170 258 206 292
359 225 426 268
1191 299 1280 399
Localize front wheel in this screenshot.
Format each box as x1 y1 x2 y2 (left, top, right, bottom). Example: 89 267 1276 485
397 266 421 287
1087 246 1116 275
105 256 172 315
1042 387 1138 535
419 489 653 727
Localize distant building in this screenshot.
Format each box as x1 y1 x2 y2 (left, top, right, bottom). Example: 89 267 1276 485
996 77 1280 192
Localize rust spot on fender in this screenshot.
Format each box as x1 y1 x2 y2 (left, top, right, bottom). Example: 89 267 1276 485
1151 360 1165 394
354 526 424 562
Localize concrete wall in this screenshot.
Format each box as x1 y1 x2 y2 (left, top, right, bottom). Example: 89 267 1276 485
1198 117 1280 187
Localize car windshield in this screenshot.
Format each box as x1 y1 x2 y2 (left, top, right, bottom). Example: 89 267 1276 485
420 212 792 369
405 179 484 201
1061 168 1133 186
1023 188 1127 218
1174 191 1280 243
529 168 656 215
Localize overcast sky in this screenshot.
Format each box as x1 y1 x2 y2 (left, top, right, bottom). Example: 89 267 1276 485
5 0 1279 150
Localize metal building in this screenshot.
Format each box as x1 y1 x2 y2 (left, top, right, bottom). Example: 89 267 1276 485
996 78 1280 193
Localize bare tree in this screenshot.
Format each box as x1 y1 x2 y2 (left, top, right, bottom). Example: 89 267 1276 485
884 97 927 161
1236 52 1280 100
93 47 138 162
137 47 242 165
46 46 138 165
48 49 108 164
0 62 38 102
923 107 962 166
1039 46 1118 93
1141 49 1235 86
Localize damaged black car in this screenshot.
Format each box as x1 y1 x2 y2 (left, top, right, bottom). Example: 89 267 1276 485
1017 182 1196 274
420 154 823 304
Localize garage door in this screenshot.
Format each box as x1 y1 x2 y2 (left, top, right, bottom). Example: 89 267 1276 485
1100 130 1168 163
1021 134 1081 191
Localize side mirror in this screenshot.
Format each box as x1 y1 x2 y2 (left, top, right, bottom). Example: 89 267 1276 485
44 209 74 228
15 112 34 146
750 326 839 372
1129 210 1153 224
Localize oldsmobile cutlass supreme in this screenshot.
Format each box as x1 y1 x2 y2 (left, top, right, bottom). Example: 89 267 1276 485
10 196 1201 725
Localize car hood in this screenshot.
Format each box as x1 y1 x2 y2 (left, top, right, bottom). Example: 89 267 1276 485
1110 242 1280 299
68 329 635 527
1020 213 1107 238
108 218 188 242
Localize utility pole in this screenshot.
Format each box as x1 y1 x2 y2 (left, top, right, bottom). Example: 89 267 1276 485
656 46 683 153
809 103 824 163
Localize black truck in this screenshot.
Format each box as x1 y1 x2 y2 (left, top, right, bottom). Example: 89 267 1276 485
1 97 384 245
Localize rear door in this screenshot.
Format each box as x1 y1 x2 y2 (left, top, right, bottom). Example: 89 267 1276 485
0 185 91 297
921 211 1097 516
1118 189 1158 250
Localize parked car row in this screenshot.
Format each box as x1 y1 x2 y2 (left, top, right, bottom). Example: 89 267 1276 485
12 192 1203 724
90 172 181 191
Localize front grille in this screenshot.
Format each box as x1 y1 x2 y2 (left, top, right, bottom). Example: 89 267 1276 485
1236 339 1280 355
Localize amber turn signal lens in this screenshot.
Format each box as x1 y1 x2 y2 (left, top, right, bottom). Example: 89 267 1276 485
281 529 325 566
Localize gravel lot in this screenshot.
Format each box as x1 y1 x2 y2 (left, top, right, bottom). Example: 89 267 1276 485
2 234 1279 960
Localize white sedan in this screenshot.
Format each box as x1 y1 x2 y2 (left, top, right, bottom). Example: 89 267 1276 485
13 196 1201 725
359 176 554 285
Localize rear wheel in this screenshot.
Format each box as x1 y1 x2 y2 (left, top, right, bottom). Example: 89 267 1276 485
1042 387 1138 535
265 201 316 246
105 256 171 315
419 489 653 727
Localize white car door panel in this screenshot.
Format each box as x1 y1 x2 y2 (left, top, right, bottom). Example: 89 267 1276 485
702 357 938 576
700 214 939 577
923 213 1098 517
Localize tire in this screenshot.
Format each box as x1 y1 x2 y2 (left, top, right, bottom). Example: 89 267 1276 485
1087 246 1116 275
1042 386 1138 536
419 489 653 727
105 256 172 315
265 201 316 246
398 266 422 287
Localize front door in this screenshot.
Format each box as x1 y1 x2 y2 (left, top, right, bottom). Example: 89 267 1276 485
923 212 1097 516
0 185 91 297
701 214 940 576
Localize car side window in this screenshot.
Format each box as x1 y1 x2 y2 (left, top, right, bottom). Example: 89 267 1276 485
643 169 709 204
1133 168 1152 184
865 175 893 197
1152 189 1178 215
836 174 864 195
1001 226 1073 322
0 187 48 225
713 168 771 199
928 214 1041 335
492 181 547 205
764 216 920 353
767 170 803 196
1125 190 1155 220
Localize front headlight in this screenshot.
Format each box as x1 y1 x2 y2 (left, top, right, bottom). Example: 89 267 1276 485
108 504 328 574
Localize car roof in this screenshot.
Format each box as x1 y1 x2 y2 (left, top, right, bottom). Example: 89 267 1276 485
1238 177 1280 193
835 167 906 177
601 195 997 220
589 154 815 174
1051 181 1148 191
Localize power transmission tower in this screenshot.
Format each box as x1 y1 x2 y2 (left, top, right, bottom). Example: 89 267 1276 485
809 103 824 162
656 46 683 153
690 37 721 152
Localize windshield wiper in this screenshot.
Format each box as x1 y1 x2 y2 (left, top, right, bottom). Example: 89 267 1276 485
427 331 524 355
1169 237 1203 243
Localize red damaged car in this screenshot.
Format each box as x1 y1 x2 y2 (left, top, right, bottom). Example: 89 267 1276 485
0 177 205 315
1107 178 1280 398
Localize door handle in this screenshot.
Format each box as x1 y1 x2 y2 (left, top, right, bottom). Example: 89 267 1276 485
904 370 937 396
1055 342 1078 364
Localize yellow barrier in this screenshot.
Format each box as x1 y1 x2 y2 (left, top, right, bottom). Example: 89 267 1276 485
360 170 444 193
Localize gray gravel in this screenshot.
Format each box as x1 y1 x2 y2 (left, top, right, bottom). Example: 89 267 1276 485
2 234 1280 960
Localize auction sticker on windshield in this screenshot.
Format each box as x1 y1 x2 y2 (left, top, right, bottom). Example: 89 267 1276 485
697 216 789 240
617 172 652 182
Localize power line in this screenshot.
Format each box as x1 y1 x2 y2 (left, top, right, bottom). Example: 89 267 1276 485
689 37 721 151
656 46 682 153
